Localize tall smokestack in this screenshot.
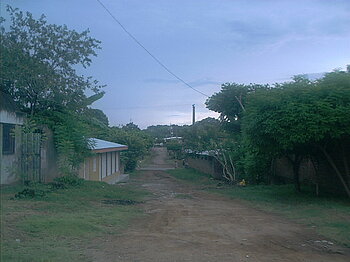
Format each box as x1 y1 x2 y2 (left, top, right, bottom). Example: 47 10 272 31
192 104 195 125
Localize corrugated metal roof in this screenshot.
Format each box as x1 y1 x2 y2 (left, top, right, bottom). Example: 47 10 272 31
89 138 127 150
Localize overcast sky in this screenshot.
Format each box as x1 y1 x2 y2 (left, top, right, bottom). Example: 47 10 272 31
3 0 350 128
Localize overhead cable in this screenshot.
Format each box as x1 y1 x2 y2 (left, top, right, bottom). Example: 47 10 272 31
96 0 209 97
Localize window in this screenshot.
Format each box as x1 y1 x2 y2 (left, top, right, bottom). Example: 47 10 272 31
2 124 15 154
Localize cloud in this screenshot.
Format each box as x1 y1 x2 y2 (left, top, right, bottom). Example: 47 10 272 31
226 9 350 50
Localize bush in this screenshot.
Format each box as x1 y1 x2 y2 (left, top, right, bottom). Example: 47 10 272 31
54 174 84 187
15 188 46 199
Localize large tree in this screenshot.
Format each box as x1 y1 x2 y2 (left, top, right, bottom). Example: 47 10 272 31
0 6 104 115
0 6 106 174
205 82 270 132
243 70 350 196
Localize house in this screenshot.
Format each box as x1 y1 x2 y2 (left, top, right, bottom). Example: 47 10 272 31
0 91 25 184
79 138 128 184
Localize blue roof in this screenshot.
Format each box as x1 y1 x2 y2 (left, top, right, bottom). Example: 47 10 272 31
89 138 127 150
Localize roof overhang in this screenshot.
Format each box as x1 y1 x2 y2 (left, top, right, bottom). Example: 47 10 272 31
92 146 128 153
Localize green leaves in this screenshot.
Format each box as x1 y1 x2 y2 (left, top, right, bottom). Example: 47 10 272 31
243 71 350 154
0 5 104 114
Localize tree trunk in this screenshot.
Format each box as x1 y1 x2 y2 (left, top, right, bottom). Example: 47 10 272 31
310 156 320 197
287 154 302 192
293 161 301 192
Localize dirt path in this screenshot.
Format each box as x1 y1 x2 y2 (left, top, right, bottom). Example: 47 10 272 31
88 147 350 262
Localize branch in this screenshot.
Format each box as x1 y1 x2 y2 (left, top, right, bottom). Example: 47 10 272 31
234 95 245 112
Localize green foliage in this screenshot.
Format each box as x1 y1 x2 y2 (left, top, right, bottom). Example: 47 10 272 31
83 108 109 127
145 125 173 140
204 69 350 189
166 140 183 151
106 124 153 172
14 188 46 199
34 109 92 173
243 75 350 151
242 70 350 188
181 118 223 152
54 174 84 187
0 6 104 114
206 82 270 132
0 6 106 176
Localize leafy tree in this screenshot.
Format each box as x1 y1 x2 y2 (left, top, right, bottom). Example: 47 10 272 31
243 70 350 196
83 108 109 127
122 122 140 131
0 6 105 175
145 124 188 143
181 118 244 183
0 6 104 115
107 125 153 172
206 83 269 132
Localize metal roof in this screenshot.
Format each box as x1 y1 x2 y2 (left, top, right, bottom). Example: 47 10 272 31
89 138 128 152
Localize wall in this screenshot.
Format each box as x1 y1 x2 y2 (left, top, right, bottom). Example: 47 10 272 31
0 110 25 125
273 143 350 195
186 154 223 179
40 127 60 182
0 110 24 184
79 151 122 184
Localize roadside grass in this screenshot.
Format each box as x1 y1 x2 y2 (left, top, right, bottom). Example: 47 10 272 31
168 168 350 247
168 168 214 185
0 179 149 262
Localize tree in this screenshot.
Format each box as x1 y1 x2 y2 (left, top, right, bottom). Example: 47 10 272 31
0 6 105 175
0 6 104 115
107 126 153 172
84 108 109 127
206 83 270 132
242 70 350 196
180 118 243 183
122 122 140 131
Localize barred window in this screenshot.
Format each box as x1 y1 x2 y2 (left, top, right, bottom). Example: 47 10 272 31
2 124 15 154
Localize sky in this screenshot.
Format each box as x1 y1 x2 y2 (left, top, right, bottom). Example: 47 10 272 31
2 0 350 128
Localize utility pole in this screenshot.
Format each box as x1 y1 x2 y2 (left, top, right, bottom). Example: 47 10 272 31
192 104 195 125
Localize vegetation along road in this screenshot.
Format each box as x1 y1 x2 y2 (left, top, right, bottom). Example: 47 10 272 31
88 147 350 262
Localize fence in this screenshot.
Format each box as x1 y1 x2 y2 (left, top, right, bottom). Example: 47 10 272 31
21 133 42 182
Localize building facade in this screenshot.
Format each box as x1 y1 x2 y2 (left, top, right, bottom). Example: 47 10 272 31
79 138 128 184
0 92 25 184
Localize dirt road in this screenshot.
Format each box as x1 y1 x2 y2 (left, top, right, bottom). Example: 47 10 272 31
89 147 350 262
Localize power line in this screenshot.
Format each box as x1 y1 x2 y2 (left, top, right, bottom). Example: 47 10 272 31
97 103 194 110
96 0 209 98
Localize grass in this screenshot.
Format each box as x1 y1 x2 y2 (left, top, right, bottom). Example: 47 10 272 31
168 168 350 247
0 179 150 262
168 168 214 185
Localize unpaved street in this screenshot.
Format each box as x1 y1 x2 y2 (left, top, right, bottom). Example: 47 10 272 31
88 147 350 262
